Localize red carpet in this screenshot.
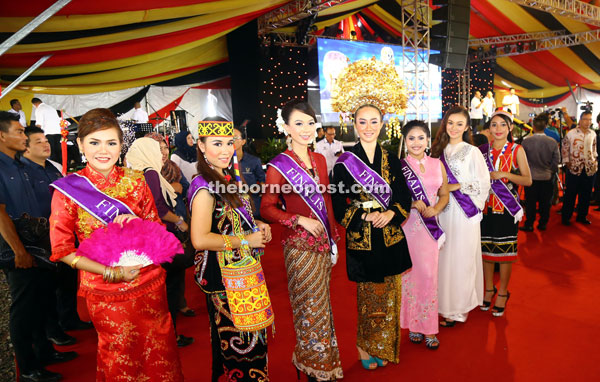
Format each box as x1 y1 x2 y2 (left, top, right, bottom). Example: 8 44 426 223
47 205 600 381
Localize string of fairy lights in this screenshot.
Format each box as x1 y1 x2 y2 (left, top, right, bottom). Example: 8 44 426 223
441 59 495 114
258 46 309 135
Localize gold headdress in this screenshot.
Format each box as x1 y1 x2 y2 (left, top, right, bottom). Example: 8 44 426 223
330 56 408 116
198 120 234 137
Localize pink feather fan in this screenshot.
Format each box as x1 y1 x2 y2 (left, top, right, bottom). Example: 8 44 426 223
77 219 183 267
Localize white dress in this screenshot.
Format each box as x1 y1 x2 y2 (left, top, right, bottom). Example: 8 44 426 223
437 142 491 322
170 153 198 183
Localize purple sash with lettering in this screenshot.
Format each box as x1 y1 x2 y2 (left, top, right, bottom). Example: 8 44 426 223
267 153 338 263
440 153 480 218
400 159 445 247
187 175 257 231
334 151 391 209
479 143 524 222
50 173 135 225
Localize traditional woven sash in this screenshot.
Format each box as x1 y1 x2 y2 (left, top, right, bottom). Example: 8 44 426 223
400 158 445 247
440 152 480 218
479 143 524 223
50 173 135 225
334 151 391 209
268 153 338 263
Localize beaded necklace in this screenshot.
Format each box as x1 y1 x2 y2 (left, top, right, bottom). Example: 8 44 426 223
289 148 320 184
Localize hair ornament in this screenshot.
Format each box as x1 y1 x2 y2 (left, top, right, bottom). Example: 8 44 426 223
276 109 287 135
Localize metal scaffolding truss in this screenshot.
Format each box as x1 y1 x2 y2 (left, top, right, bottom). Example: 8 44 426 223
400 0 431 128
507 0 600 27
457 68 470 108
469 30 566 47
470 28 600 61
257 0 354 35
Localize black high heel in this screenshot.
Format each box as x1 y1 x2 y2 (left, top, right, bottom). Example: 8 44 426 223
492 291 511 317
480 286 498 311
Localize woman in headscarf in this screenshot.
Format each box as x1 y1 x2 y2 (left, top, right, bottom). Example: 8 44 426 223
126 137 194 347
146 132 195 317
171 130 198 182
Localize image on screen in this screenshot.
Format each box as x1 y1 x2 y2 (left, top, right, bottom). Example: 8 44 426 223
317 37 442 124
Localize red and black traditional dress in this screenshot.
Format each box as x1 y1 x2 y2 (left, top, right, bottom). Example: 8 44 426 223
481 141 522 263
50 165 183 382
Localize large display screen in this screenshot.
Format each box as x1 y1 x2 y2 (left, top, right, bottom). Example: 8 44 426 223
317 37 442 124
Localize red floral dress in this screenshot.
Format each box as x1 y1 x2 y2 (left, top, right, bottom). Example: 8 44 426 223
50 165 183 382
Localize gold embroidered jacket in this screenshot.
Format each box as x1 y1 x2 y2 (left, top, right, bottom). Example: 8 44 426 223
331 143 412 283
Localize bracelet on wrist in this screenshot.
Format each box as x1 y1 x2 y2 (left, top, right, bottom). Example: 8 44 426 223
175 217 184 226
70 255 82 269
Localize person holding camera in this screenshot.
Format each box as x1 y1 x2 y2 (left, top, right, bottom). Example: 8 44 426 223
561 111 598 225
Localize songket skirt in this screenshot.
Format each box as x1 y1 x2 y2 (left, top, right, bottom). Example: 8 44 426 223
283 246 343 381
357 275 402 363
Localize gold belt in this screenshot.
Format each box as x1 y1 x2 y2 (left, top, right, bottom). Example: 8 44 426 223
355 200 382 210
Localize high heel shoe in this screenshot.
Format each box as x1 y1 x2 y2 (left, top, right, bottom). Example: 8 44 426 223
357 346 378 370
480 286 498 311
492 291 511 317
425 335 440 350
373 357 388 367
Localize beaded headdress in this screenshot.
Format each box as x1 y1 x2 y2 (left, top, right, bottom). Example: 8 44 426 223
330 56 408 116
198 120 234 137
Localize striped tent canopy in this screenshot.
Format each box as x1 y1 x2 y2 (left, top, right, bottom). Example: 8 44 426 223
1 0 599 103
0 0 289 94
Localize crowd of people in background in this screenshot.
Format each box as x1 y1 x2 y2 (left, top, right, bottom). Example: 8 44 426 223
0 88 598 382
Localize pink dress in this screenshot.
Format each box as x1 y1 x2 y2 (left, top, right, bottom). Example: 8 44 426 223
400 155 443 335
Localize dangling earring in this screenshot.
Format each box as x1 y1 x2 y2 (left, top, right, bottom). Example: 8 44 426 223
203 151 215 170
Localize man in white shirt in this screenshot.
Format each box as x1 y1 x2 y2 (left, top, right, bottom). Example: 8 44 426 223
315 126 344 174
501 87 520 117
132 102 149 123
469 90 483 133
8 99 27 127
32 97 63 163
482 91 496 123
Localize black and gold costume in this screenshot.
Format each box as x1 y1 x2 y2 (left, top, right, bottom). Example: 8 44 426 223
331 143 412 363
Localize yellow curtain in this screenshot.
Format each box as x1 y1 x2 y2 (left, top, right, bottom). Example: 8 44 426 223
2 29 232 76
18 38 227 87
0 0 288 33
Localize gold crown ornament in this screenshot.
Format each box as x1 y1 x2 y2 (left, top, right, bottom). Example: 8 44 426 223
331 56 408 116
198 121 234 137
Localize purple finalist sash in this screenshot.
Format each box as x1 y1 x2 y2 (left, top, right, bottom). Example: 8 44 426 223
187 175 257 231
440 153 480 219
400 159 445 247
334 151 391 209
479 143 524 223
267 153 338 264
50 173 135 225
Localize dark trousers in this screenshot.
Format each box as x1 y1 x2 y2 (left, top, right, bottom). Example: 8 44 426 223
471 118 482 134
46 134 62 164
46 263 80 336
4 268 55 373
562 170 596 221
524 180 553 226
164 263 186 332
